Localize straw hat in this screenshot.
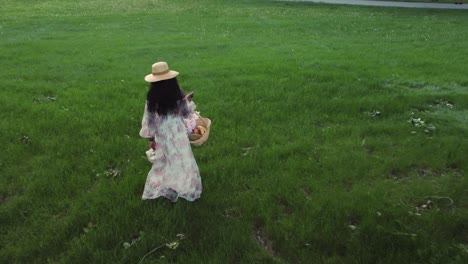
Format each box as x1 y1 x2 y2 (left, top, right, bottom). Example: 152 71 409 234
144 61 179 82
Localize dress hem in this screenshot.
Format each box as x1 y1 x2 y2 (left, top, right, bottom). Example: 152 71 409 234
142 194 201 202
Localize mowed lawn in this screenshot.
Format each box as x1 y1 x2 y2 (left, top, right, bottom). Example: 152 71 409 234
0 0 467 263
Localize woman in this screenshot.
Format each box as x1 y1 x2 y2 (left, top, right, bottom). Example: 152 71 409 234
139 61 202 202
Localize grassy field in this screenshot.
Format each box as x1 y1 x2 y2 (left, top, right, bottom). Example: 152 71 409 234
1 0 467 263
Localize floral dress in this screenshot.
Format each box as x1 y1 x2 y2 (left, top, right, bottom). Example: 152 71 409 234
139 99 202 202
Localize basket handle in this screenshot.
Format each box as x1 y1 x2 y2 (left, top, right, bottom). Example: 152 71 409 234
194 112 208 127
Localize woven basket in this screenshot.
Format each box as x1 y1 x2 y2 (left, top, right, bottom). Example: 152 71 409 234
189 115 211 147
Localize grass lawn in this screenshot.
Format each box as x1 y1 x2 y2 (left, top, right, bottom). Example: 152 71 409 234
1 0 467 263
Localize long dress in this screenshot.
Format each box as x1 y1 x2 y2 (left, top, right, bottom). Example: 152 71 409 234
139 99 202 202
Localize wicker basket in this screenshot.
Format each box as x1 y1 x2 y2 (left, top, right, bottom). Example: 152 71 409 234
189 115 211 147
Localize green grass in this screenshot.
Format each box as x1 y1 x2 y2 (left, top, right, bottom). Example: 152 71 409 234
1 0 467 263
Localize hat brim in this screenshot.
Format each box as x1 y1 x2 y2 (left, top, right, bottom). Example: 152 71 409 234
144 70 179 82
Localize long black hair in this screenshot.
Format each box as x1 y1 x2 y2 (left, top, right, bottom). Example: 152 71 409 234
147 77 185 117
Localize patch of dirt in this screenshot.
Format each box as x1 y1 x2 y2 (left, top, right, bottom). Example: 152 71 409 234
418 166 463 177
417 167 435 177
388 166 463 180
254 218 277 258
